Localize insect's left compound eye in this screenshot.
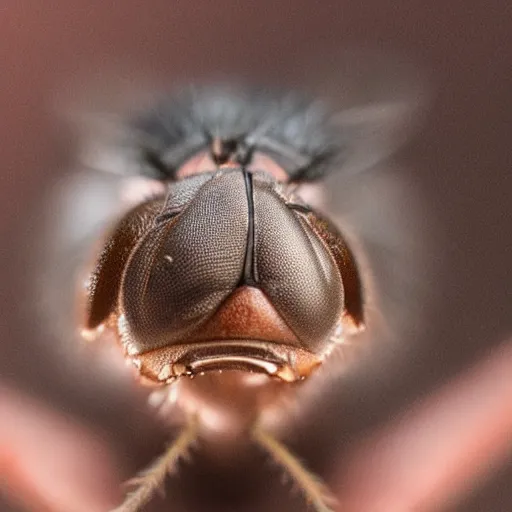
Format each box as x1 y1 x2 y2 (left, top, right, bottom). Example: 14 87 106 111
84 168 362 382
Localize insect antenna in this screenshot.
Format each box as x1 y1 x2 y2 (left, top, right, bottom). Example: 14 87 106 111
110 417 198 512
252 423 337 512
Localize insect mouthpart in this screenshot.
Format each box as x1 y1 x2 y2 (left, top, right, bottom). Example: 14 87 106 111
128 285 325 383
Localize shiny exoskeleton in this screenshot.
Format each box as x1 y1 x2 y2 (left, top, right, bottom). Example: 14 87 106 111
83 85 364 512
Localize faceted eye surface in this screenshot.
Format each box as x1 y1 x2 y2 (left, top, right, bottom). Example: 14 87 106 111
86 168 360 361
112 169 349 356
120 171 249 352
251 173 344 351
84 198 165 330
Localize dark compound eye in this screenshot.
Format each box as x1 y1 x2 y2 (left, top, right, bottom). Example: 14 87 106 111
84 166 363 382
119 170 344 354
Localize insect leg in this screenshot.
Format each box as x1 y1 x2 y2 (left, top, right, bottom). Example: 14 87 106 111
252 424 337 512
110 417 198 512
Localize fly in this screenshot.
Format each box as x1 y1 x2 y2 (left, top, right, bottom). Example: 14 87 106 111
81 84 380 512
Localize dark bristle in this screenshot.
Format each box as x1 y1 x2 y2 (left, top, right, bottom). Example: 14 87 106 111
129 84 345 181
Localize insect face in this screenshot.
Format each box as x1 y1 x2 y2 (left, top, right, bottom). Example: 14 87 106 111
85 87 364 387
81 85 365 512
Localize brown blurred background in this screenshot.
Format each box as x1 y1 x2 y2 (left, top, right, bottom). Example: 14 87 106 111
0 2 511 511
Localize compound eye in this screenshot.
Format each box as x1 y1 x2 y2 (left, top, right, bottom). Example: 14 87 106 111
83 198 165 331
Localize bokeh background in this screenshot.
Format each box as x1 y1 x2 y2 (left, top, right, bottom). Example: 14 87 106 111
0 2 511 511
